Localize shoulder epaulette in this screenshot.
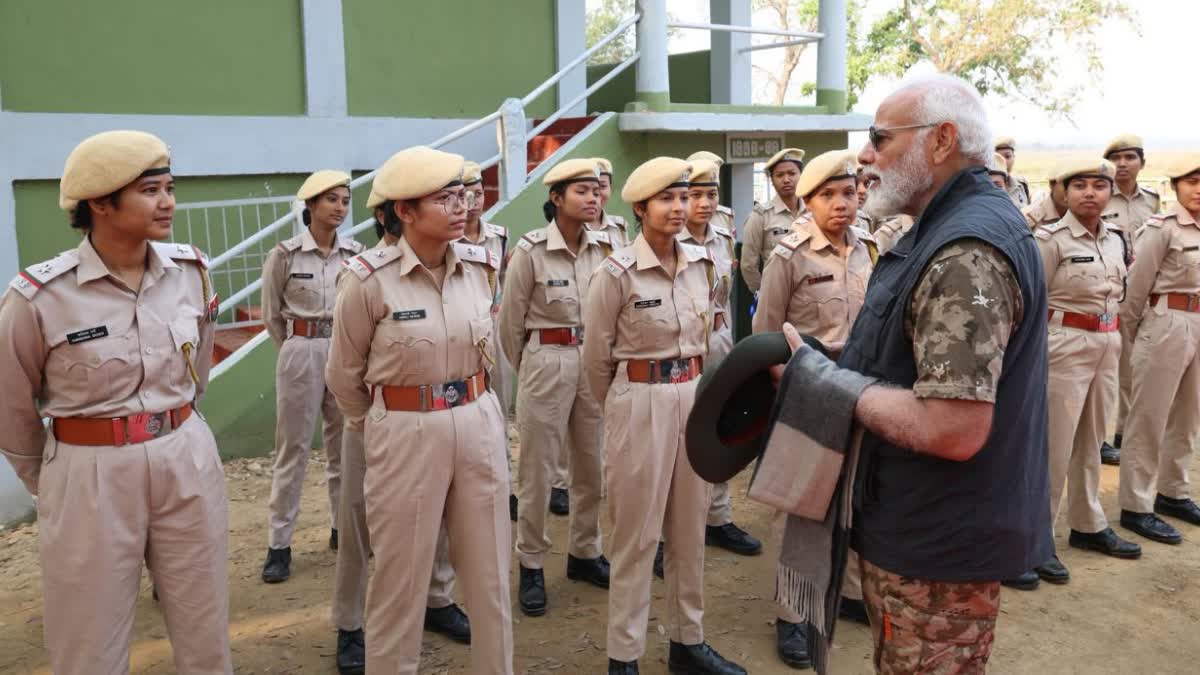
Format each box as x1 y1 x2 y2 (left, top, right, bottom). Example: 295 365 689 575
716 204 734 216
485 222 508 239
276 234 303 253
601 248 637 277
752 201 768 214
711 224 733 239
1141 185 1159 198
338 237 365 254
771 231 810 260
8 250 81 299
1144 214 1169 228
608 214 628 231
681 242 710 263
517 228 548 252
453 240 500 271
586 230 611 246
155 241 210 268
346 245 404 280
851 225 876 244
1034 225 1056 241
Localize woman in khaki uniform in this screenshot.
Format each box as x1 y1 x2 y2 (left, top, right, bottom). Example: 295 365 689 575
326 146 512 674
584 157 744 675
499 158 611 618
0 131 230 674
751 149 875 668
739 147 807 293
1118 156 1200 545
592 157 631 246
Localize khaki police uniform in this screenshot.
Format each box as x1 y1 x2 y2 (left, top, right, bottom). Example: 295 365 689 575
500 219 609 571
261 218 362 550
1024 192 1065 230
870 214 914 255
995 137 1031 207
740 194 805 292
1036 210 1126 534
1118 201 1200 514
325 147 512 673
589 211 631 248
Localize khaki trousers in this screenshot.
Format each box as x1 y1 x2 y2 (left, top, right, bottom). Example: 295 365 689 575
1114 323 1135 439
604 366 709 662
331 419 457 632
363 390 512 674
769 511 863 616
268 336 343 549
1120 307 1200 512
1046 325 1119 534
706 325 735 526
38 414 231 675
515 342 603 568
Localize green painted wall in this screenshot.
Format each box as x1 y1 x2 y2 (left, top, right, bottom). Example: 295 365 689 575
0 0 305 115
343 0 558 118
205 339 280 459
587 50 712 113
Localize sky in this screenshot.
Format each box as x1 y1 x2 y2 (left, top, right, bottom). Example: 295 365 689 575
652 0 1197 151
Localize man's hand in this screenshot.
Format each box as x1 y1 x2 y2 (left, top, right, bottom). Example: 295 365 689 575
769 322 805 387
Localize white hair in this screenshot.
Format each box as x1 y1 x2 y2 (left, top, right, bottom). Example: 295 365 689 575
893 74 993 165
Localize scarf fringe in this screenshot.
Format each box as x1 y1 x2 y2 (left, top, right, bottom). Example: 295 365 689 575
776 564 832 674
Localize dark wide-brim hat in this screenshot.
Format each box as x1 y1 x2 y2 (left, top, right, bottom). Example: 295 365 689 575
686 331 828 484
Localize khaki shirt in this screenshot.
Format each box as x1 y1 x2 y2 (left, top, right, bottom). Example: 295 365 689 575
1007 175 1031 207
677 223 735 322
874 215 916 255
1023 193 1064 231
752 219 874 348
588 212 630 248
582 235 714 404
1120 203 1200 328
1035 212 1127 319
0 238 216 493
1103 185 1160 256
740 195 805 292
498 221 612 373
461 221 508 276
712 206 736 237
261 228 363 345
325 236 499 422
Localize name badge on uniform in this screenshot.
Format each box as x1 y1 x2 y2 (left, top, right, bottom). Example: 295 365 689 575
634 299 662 309
291 272 315 279
393 310 427 321
547 279 569 287
1184 246 1200 252
1069 256 1095 263
1102 213 1118 220
807 274 834 285
66 326 109 344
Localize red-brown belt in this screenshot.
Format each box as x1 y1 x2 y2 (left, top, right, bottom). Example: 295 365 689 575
527 327 584 346
625 357 703 384
1150 293 1200 313
291 319 333 338
375 370 489 412
1049 310 1119 333
52 403 193 447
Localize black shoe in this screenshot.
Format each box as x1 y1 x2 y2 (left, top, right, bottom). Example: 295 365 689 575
566 554 610 589
1155 494 1200 525
425 604 471 644
1121 510 1183 544
336 628 365 675
1069 527 1142 559
775 620 812 669
262 547 291 583
668 641 746 674
1000 570 1039 591
518 565 547 616
608 657 639 674
838 597 869 625
653 541 665 580
549 487 569 515
329 528 338 551
1034 555 1070 584
1100 442 1120 466
705 523 763 556
510 493 518 522
151 585 159 603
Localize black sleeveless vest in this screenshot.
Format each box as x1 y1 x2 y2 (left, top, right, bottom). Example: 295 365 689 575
839 167 1052 581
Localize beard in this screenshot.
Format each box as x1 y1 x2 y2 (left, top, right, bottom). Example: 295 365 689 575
864 142 933 219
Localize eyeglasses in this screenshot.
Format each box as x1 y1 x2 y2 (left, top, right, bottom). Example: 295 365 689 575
428 190 478 214
868 123 938 150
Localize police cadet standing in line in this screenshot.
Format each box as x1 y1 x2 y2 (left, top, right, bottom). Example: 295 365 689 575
994 136 1031 207
987 152 1012 193
1102 134 1161 465
460 161 512 412
592 157 632 247
752 149 875 668
329 188 468 675
740 148 807 294
500 158 611 618
0 130 231 674
584 157 745 675
1016 160 1142 593
1023 164 1069 230
687 151 737 233
326 146 512 673
1117 157 1200 546
259 170 362 583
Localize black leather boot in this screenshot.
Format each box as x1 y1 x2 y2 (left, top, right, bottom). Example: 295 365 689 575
336 628 365 675
518 565 547 616
261 547 291 584
668 641 746 674
566 554 610 589
425 603 471 643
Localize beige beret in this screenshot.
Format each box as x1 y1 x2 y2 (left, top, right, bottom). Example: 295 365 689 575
1056 158 1115 185
765 147 805 172
994 136 1016 151
373 146 465 201
59 130 171 211
594 157 614 175
987 152 1009 177
796 150 857 198
689 160 720 185
621 157 691 203
543 158 602 186
687 150 724 167
1103 134 1144 158
365 188 385 210
462 161 483 185
1165 155 1200 180
297 170 351 201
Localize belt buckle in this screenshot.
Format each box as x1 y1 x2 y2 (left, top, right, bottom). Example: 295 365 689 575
668 359 684 384
433 381 467 410
571 326 584 345
1098 312 1114 330
126 412 167 444
1189 296 1200 312
319 321 333 338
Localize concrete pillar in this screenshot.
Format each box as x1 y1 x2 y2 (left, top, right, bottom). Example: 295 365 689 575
709 0 754 239
498 98 528 201
300 0 349 117
554 0 588 116
816 0 848 113
634 0 670 109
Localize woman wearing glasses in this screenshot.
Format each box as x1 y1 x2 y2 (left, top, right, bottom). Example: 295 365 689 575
326 146 512 674
584 157 745 675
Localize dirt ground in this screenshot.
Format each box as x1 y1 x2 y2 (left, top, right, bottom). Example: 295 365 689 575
2 436 1200 675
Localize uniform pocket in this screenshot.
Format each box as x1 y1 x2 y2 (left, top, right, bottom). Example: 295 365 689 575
542 283 578 308
51 337 136 402
628 300 674 345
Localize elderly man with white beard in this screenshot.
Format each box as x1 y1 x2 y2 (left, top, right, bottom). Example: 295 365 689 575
767 73 1052 674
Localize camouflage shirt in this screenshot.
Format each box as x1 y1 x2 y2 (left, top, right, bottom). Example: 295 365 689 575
905 240 1023 403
